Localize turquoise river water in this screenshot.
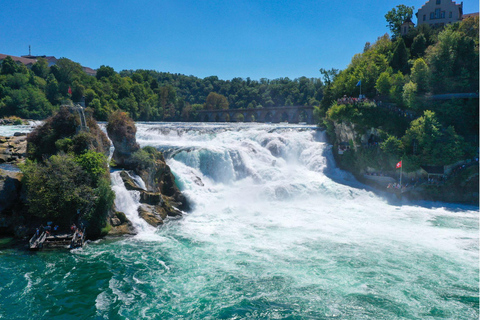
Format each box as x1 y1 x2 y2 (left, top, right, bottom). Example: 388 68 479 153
0 122 478 319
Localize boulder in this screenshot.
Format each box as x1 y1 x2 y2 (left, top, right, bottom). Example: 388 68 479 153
108 210 136 236
135 159 190 211
140 191 162 205
119 170 145 191
0 136 27 163
106 112 140 167
0 170 22 214
138 204 164 227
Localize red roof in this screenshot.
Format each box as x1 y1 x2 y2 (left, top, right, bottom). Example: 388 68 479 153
0 54 37 65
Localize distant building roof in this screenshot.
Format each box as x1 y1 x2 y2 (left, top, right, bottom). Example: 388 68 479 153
0 54 37 66
463 12 479 19
82 66 97 76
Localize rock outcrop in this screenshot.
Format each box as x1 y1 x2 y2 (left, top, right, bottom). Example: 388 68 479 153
108 210 136 236
106 111 189 230
0 170 24 236
106 112 140 167
0 135 27 163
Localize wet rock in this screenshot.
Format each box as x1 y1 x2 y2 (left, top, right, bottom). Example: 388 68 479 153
108 210 136 236
0 170 22 214
140 191 162 205
138 204 164 227
0 135 27 164
106 112 140 167
119 170 145 191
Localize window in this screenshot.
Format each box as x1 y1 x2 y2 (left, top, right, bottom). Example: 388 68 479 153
436 0 441 4
441 11 445 18
435 8 441 19
449 11 452 18
423 14 426 21
430 12 435 19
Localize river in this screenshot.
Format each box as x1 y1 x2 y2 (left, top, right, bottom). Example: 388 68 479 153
0 122 478 319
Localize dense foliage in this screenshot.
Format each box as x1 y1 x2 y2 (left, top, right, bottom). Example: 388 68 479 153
21 108 113 238
322 16 479 170
0 56 324 122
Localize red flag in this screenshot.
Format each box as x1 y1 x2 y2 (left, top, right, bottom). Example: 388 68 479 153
68 86 72 95
396 160 402 169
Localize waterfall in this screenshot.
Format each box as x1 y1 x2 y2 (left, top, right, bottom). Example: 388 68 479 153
110 171 157 236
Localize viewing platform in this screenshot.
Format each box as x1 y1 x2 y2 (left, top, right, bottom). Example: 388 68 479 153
29 228 85 250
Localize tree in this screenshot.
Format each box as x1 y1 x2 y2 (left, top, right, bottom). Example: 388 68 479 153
0 56 18 75
390 38 409 74
31 58 49 79
381 135 402 156
411 34 427 58
204 92 229 110
385 5 414 38
402 81 418 110
375 72 391 95
402 110 464 165
410 58 429 93
96 65 115 80
21 154 94 225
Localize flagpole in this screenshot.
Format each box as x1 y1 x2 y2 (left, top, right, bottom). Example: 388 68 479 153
400 159 403 186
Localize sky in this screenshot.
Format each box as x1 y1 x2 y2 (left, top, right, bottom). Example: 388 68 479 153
1 0 478 80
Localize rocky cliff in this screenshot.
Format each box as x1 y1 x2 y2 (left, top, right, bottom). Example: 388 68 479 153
106 111 189 231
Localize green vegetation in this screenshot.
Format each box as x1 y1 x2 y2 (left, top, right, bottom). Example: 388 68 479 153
20 107 113 238
385 5 415 38
322 15 479 173
0 57 324 122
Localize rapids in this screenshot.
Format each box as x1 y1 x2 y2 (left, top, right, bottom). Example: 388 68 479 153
0 122 478 319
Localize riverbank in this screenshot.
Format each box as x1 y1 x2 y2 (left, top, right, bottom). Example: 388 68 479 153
332 146 479 205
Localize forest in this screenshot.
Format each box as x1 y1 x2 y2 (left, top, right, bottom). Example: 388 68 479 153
0 56 323 122
320 11 478 170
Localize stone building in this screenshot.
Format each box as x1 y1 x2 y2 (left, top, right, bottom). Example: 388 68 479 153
415 0 463 28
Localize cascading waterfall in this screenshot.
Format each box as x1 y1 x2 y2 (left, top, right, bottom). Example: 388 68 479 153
110 171 157 236
1 122 477 320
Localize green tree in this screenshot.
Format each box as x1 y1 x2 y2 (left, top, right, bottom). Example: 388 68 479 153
402 110 464 165
381 135 402 156
204 92 229 110
402 81 418 110
411 34 427 58
21 154 94 225
385 5 414 38
375 71 391 95
0 56 18 75
390 38 409 74
96 65 115 80
410 58 430 93
31 58 49 79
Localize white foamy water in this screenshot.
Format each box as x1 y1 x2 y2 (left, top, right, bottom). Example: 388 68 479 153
2 122 476 319
128 122 478 318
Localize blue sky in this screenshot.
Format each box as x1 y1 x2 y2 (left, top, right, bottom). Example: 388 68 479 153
1 0 478 80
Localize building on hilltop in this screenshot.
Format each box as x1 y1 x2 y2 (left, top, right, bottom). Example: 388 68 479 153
0 52 96 76
22 55 58 67
416 0 478 28
0 53 36 67
400 18 415 36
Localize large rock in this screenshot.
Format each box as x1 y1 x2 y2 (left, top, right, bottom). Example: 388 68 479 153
108 210 136 236
138 204 165 227
0 135 27 163
119 170 145 191
0 170 22 214
106 112 140 167
140 191 162 205
135 159 190 211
